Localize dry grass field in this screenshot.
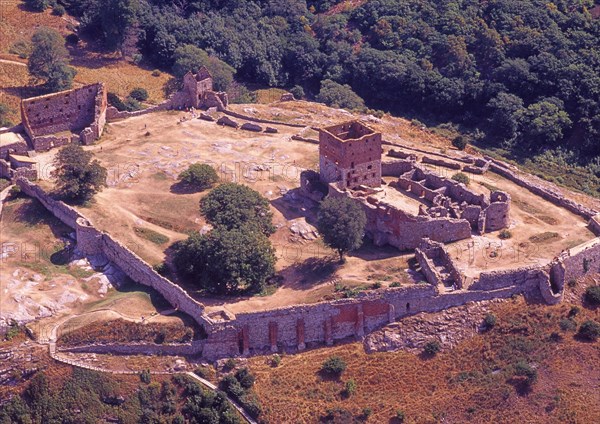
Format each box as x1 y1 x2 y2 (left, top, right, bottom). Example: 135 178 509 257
248 293 600 424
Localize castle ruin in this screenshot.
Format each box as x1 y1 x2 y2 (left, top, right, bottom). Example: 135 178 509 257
20 82 107 150
319 121 382 189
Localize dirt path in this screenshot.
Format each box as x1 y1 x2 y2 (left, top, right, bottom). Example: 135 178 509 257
0 59 27 67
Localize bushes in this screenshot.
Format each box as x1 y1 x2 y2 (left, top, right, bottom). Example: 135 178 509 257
585 286 600 306
499 229 512 239
52 4 65 16
321 356 347 376
343 379 356 397
577 320 600 341
452 135 468 150
483 313 497 330
451 172 470 186
513 361 537 390
129 87 149 102
220 368 261 418
423 340 441 356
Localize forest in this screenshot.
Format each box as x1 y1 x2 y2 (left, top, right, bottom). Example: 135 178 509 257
55 0 600 182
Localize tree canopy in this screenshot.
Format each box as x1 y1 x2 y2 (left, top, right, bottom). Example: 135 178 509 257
28 27 77 92
173 227 276 294
317 196 366 261
52 144 107 202
178 163 219 191
316 79 365 110
200 183 275 236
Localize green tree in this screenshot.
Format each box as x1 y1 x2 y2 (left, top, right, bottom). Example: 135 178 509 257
173 227 276 294
28 27 77 92
26 0 49 12
317 196 366 261
201 183 275 236
178 163 219 191
316 79 365 110
321 356 347 376
172 44 235 91
577 320 600 341
99 0 138 51
517 98 572 147
52 144 107 202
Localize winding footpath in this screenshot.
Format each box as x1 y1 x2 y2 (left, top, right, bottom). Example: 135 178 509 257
38 313 257 424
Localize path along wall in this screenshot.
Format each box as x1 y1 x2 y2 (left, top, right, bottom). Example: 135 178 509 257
14 178 210 330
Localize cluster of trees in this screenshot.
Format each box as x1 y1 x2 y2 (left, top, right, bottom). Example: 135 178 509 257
56 0 600 162
28 27 77 92
0 368 242 423
173 183 276 294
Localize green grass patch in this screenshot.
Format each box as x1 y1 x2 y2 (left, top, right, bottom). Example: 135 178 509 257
134 226 169 245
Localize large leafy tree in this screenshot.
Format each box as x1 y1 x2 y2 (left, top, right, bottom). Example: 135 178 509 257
52 144 107 202
200 183 275 236
28 28 77 92
317 196 366 262
178 163 219 191
173 226 276 294
316 79 365 110
172 44 234 91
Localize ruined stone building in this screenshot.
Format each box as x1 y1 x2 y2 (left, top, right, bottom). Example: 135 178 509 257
180 67 229 111
303 120 511 252
319 121 382 189
20 83 108 150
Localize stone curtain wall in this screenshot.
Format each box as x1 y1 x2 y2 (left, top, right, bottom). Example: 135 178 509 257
15 176 600 361
488 159 597 220
15 178 211 330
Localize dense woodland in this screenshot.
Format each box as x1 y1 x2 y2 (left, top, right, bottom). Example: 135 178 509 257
35 1 600 183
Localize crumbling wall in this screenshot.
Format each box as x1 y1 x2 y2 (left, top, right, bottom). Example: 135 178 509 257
21 84 107 146
469 266 546 291
489 160 597 219
327 184 472 250
381 160 415 177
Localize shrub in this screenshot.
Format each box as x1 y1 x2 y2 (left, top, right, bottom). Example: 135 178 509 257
123 96 143 112
107 92 127 111
194 366 209 379
568 279 577 288
65 33 79 44
52 4 65 15
289 85 304 99
514 361 537 388
178 163 219 191
9 40 32 58
132 54 143 65
270 354 281 367
343 379 356 397
371 282 382 289
140 369 151 384
559 318 577 332
239 394 262 418
583 258 592 273
153 262 168 276
390 281 402 288
220 374 244 399
585 286 600 306
577 320 600 341
234 367 255 389
224 358 236 371
152 69 161 77
362 407 372 419
452 135 468 150
568 306 580 317
423 340 441 356
321 356 347 376
499 229 512 239
483 313 497 329
129 87 149 102
396 409 406 422
451 172 470 185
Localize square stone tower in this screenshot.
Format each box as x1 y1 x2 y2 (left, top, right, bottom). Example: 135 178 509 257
319 121 382 189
